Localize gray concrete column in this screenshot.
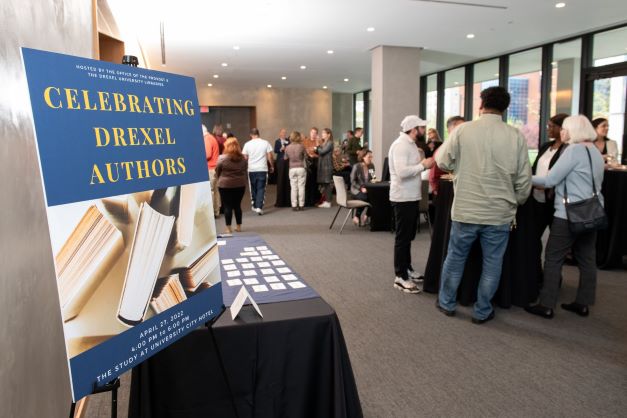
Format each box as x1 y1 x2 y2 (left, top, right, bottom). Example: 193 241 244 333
370 46 422 176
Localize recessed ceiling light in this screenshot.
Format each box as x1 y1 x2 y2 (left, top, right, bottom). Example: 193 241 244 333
221 62 228 67
267 84 272 88
207 83 213 87
551 61 557 66
344 78 349 82
281 76 287 80
555 2 566 8
213 74 219 78
323 86 328 89
466 33 475 39
494 73 499 77
454 82 459 85
327 50 334 54
233 45 240 50
367 27 375 32
300 65 307 70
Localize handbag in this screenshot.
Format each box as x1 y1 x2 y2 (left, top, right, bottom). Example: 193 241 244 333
563 146 608 234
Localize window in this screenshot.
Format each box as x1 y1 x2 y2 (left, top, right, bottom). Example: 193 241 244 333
508 48 542 157
354 92 364 129
443 68 465 139
425 75 438 133
551 39 582 118
472 59 499 119
593 26 627 67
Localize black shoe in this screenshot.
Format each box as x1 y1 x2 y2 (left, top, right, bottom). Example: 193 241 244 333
525 304 554 319
471 310 495 324
435 300 455 317
292 207 298 211
561 302 589 317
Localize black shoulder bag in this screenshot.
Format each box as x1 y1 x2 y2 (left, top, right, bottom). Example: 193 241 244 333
563 146 608 234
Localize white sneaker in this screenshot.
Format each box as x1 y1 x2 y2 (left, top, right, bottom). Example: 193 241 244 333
318 201 331 208
408 269 424 284
393 277 421 294
256 208 264 215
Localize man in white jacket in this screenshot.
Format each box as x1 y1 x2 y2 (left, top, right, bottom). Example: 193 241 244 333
388 115 434 293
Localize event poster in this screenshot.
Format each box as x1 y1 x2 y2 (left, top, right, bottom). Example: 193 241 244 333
21 48 223 401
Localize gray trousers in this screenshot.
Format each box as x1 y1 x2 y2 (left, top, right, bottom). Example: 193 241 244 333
540 218 597 308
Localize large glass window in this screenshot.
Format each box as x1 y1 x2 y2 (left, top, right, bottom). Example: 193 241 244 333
472 59 499 119
354 92 364 129
425 74 438 132
508 48 542 158
592 76 626 160
443 68 465 139
551 39 582 118
593 26 627 67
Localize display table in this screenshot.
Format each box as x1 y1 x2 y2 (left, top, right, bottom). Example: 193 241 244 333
364 182 392 232
128 297 363 418
423 179 539 308
597 169 627 269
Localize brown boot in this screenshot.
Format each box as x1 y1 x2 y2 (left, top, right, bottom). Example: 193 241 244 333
235 225 241 232
225 226 232 234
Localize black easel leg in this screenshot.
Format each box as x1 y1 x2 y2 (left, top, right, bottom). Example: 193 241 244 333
111 384 118 418
69 402 76 418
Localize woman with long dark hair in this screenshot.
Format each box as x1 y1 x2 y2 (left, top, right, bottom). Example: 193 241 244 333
215 138 248 233
314 128 335 208
592 117 619 161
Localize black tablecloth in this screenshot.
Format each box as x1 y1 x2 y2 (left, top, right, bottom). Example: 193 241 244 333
423 179 539 308
129 298 363 418
274 158 291 207
597 169 627 269
364 182 392 232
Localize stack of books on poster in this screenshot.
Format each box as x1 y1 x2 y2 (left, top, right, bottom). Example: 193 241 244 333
179 245 219 291
150 274 187 313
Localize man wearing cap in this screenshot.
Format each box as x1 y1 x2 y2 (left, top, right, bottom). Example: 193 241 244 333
435 86 531 324
388 115 435 293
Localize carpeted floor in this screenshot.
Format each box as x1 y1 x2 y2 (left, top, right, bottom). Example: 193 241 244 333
85 185 627 418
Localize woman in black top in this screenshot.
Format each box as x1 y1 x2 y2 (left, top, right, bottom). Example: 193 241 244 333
531 113 569 283
273 128 291 207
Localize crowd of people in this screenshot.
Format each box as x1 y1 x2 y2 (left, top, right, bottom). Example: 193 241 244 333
203 124 372 233
204 84 614 324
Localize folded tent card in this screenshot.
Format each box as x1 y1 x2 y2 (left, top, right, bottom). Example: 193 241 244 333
230 286 263 320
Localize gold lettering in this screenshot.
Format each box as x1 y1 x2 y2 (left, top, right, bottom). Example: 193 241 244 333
154 128 165 144
94 127 110 147
165 128 176 145
112 93 127 112
105 162 120 183
165 158 176 175
90 164 105 184
184 100 195 116
112 127 127 146
139 128 154 145
65 88 80 110
81 90 97 110
98 91 112 111
172 99 183 115
165 98 173 115
142 96 154 114
43 87 62 109
153 97 165 114
120 161 134 180
128 128 139 146
128 94 141 113
152 159 165 176
176 157 186 174
136 160 150 178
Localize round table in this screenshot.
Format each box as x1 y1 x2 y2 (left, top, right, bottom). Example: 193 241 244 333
364 182 392 232
597 168 627 269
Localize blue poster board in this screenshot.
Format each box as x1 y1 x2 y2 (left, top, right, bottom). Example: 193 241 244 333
22 48 223 401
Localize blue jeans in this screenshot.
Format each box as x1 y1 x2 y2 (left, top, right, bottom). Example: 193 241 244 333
438 221 510 320
248 171 267 209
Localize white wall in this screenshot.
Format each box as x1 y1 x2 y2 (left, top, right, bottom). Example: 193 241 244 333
197 86 332 141
0 0 92 415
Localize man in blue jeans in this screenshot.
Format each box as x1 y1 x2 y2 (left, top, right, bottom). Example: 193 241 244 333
242 128 274 215
435 86 531 324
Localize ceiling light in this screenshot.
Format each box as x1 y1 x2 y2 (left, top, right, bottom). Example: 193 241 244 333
267 84 272 88
327 50 334 54
466 33 475 39
207 83 213 87
323 86 328 89
454 82 459 85
221 62 228 67
213 74 219 78
555 2 566 8
233 45 240 50
367 27 375 32
494 73 499 77
551 61 557 66
300 65 307 70
344 78 349 82
281 76 287 80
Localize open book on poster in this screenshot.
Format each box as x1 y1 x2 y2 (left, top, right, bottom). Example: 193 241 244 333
117 203 175 326
55 205 124 322
150 274 188 314
179 244 220 291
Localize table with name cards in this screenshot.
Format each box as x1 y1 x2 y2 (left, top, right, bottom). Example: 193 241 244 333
218 234 319 306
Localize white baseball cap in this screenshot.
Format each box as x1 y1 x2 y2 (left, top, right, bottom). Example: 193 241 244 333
400 115 427 132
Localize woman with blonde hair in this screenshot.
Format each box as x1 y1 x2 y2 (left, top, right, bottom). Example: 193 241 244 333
526 115 605 319
215 137 248 233
284 131 307 211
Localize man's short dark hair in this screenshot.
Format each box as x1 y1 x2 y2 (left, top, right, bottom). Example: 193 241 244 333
354 127 363 133
250 128 260 136
446 116 465 129
480 86 510 113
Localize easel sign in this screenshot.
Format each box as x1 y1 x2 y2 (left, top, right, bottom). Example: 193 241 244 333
21 48 223 401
